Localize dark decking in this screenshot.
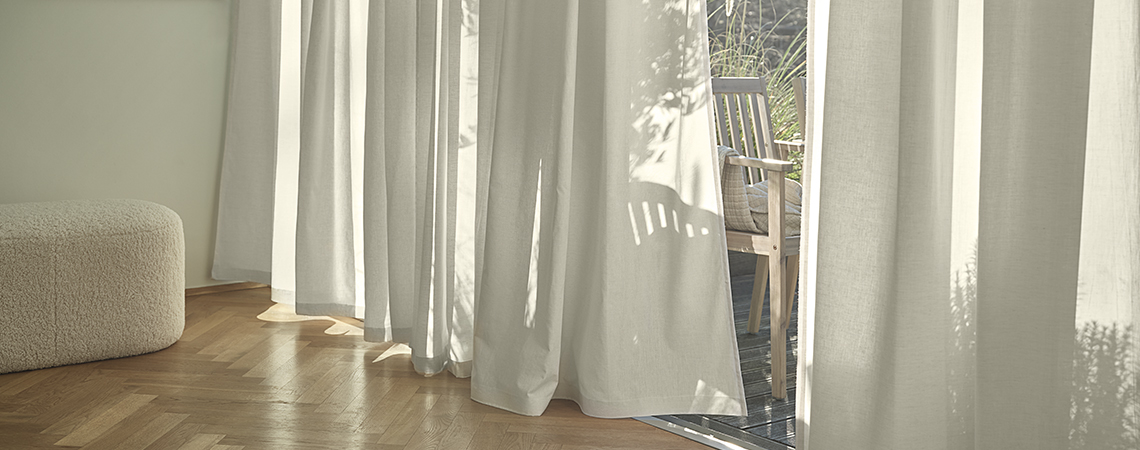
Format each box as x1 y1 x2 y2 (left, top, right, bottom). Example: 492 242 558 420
665 251 799 448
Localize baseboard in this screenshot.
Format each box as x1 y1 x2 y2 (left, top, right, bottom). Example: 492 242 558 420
185 282 268 297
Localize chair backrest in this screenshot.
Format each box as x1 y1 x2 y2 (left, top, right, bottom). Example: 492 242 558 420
711 77 780 183
793 76 806 138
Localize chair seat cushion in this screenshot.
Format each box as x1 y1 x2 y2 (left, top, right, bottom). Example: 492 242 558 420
744 178 802 235
717 145 802 236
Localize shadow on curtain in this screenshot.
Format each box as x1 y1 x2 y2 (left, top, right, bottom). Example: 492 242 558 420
799 0 1139 448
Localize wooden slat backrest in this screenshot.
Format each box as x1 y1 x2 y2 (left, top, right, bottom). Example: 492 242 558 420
793 76 806 138
711 77 780 184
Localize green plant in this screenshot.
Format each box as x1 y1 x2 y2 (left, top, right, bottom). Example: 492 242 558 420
708 1 807 180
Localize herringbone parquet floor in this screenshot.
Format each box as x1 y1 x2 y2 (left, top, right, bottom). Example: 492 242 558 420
0 287 707 450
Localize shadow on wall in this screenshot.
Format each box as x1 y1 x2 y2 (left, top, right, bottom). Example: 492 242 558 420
949 246 1140 449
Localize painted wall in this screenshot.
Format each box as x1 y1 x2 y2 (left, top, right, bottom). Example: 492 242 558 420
0 0 232 288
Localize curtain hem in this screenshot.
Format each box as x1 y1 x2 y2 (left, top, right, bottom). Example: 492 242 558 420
471 388 746 419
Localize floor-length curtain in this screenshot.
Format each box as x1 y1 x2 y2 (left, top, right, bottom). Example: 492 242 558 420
799 0 1139 448
471 0 745 417
213 0 747 418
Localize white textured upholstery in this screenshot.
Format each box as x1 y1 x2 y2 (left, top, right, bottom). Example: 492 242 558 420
0 199 185 374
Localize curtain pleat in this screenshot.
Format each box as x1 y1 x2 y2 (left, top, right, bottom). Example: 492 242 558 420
361 0 476 376
295 0 361 318
213 0 745 417
801 0 1139 448
975 3 1094 447
211 0 280 284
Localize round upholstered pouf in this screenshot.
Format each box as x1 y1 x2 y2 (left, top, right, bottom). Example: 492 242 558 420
0 199 185 374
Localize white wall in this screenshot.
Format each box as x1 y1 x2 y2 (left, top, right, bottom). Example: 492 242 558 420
0 0 232 288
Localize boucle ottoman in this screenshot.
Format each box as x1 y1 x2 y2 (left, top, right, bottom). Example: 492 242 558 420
0 199 184 374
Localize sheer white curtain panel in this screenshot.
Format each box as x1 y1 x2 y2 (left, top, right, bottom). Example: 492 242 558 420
799 0 1140 448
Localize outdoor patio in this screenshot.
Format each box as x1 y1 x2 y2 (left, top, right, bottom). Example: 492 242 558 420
664 251 799 449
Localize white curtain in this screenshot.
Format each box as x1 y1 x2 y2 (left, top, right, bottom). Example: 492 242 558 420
213 0 747 418
800 0 1139 449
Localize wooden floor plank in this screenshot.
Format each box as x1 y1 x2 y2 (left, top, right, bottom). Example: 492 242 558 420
0 422 59 447
84 411 187 450
76 403 167 449
11 366 99 417
352 381 421 434
177 433 225 450
53 393 157 447
400 394 469 449
37 378 135 435
324 375 396 419
295 361 356 404
180 310 236 343
311 366 372 414
377 393 442 445
144 422 206 450
196 320 271 357
1 288 725 449
465 419 509 450
241 340 311 379
498 432 535 450
0 369 55 397
436 411 484 449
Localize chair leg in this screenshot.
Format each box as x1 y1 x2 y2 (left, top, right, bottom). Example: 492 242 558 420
769 254 787 400
748 255 769 334
783 255 800 330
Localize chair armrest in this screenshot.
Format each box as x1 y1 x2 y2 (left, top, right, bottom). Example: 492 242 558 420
774 139 805 152
725 155 794 173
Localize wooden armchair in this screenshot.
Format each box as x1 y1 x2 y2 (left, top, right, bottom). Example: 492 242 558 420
711 77 804 400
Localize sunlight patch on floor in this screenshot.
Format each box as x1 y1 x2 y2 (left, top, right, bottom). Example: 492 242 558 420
255 302 364 336
373 343 412 363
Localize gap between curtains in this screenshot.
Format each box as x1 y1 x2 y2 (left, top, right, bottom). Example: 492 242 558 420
213 0 747 418
800 0 1139 449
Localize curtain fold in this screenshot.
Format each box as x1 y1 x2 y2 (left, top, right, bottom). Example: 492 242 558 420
471 0 745 418
211 0 281 284
801 0 1139 448
213 0 746 418
295 0 366 319
359 0 477 376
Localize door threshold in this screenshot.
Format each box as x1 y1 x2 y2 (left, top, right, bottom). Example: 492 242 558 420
636 416 793 450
